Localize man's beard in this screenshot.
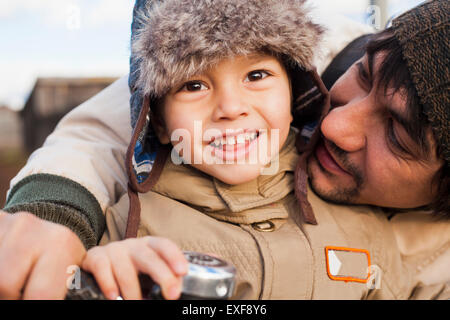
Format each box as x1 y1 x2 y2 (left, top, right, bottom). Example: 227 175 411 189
307 139 365 205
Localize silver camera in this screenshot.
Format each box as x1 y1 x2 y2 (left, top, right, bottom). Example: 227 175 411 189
66 251 236 300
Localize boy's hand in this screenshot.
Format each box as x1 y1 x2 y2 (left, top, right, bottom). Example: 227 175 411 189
0 211 86 299
82 236 188 300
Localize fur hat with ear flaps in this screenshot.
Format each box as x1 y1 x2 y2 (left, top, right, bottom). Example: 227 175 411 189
125 0 330 237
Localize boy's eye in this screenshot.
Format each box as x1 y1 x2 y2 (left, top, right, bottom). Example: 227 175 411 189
180 81 208 92
245 70 270 82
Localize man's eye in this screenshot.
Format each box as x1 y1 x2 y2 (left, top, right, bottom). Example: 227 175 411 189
180 81 207 92
356 62 371 87
387 118 410 155
245 70 270 82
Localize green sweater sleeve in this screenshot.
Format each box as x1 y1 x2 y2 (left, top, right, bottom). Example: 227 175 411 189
3 174 106 249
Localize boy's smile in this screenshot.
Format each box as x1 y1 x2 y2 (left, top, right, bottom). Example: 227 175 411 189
206 129 260 162
154 53 293 185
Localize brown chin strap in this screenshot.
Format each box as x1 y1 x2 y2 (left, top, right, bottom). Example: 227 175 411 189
124 68 330 237
126 96 172 194
124 95 172 238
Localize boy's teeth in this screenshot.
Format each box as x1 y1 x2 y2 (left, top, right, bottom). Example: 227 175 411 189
245 132 257 141
211 132 258 147
227 136 236 145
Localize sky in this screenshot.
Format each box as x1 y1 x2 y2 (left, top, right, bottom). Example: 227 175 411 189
0 0 424 111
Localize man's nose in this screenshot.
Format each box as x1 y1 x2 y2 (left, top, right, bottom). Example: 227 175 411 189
211 85 249 121
320 100 369 153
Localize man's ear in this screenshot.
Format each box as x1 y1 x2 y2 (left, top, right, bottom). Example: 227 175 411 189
150 110 170 145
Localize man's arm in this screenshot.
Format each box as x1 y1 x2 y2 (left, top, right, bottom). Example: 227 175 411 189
4 76 131 248
0 78 131 298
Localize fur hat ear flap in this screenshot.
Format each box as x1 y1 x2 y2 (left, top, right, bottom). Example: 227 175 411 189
291 69 330 144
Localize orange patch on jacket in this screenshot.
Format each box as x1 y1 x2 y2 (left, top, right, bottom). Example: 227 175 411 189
325 246 371 283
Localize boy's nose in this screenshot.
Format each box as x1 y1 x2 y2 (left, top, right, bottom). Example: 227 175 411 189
211 87 249 121
320 100 369 153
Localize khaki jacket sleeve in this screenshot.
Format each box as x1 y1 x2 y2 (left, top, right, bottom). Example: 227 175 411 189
408 282 450 300
366 212 450 300
392 212 450 300
7 76 132 213
368 279 450 300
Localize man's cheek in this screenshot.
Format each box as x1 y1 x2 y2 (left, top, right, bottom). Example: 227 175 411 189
364 164 395 197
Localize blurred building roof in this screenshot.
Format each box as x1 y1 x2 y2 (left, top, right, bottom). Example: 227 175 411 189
21 77 118 153
22 77 118 117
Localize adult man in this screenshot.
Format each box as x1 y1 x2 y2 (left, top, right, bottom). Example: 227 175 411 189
1 0 448 299
310 25 449 215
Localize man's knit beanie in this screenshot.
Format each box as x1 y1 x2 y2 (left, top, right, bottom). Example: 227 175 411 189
392 0 449 163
